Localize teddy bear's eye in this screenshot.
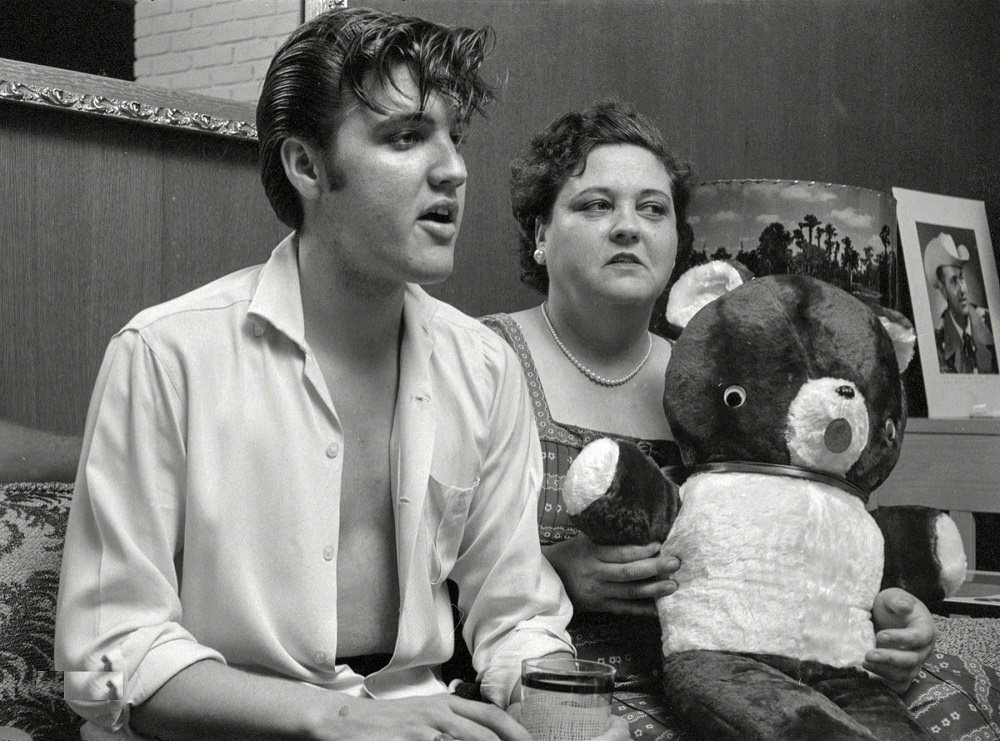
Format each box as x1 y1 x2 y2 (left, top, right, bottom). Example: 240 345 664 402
723 385 747 408
884 418 897 441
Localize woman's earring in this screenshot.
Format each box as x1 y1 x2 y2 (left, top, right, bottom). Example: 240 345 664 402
533 248 546 266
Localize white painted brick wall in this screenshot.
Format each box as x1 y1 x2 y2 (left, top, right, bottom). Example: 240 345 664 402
134 0 302 103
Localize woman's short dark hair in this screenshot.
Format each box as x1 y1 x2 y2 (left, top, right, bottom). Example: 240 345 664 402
257 7 496 229
510 100 694 294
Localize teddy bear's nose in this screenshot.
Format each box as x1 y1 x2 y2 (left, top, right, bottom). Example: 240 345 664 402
836 385 855 399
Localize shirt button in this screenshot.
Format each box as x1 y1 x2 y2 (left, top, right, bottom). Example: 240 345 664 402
322 545 335 561
314 650 328 666
326 442 340 458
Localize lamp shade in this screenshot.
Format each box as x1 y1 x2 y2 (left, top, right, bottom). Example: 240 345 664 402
686 179 899 311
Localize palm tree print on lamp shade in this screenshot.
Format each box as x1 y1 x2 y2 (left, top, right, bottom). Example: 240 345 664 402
686 180 899 310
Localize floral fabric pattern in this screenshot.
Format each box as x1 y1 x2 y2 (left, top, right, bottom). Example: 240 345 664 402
0 481 83 740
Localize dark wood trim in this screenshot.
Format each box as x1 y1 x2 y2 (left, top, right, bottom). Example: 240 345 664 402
907 418 1000 436
0 58 258 140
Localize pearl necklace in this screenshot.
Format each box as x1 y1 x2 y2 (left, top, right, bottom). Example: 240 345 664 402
540 303 652 387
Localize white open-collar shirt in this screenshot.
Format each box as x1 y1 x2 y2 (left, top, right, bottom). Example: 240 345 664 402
55 235 573 738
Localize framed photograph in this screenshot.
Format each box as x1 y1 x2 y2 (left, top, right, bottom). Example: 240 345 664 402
305 0 348 20
894 187 1000 418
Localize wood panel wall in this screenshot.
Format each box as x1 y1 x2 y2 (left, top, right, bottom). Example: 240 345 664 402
367 0 1000 320
0 86 287 435
2 0 998 437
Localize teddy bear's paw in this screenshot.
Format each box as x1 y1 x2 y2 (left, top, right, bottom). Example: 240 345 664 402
563 438 619 516
933 513 968 597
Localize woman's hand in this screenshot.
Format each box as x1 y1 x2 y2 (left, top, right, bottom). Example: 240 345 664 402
864 587 937 694
543 533 679 616
591 715 631 740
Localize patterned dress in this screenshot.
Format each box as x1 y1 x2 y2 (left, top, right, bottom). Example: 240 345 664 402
482 313 1000 740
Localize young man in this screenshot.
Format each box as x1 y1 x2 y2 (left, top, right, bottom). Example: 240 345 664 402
55 9 598 740
923 232 997 374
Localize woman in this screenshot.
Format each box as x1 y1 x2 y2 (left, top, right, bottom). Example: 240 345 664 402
482 100 995 739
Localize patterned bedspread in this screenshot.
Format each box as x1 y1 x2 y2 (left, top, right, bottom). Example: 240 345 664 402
2 481 998 740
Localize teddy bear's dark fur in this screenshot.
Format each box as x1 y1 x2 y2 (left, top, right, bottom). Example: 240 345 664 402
563 265 966 741
665 272 905 493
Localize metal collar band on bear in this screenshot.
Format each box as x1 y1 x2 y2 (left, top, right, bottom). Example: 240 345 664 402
668 461 870 505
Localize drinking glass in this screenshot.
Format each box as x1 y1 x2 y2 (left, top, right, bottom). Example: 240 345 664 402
520 657 615 740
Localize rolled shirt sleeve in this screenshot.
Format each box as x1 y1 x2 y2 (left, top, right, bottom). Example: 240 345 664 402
55 330 225 731
450 333 575 707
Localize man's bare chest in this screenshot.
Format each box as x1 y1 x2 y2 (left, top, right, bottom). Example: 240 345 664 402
315 354 402 653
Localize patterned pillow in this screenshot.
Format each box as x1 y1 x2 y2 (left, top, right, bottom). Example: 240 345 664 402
0 482 84 740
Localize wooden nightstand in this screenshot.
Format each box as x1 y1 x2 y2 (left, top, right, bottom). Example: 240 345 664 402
872 417 1000 572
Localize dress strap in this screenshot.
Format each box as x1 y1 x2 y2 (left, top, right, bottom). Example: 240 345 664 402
480 313 682 464
480 313 575 444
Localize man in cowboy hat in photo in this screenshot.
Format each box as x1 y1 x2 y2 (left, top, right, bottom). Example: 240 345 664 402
923 231 998 374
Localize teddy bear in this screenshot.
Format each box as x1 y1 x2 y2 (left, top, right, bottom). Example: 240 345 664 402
562 261 967 740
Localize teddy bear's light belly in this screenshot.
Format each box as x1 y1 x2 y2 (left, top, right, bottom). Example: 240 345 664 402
658 472 884 668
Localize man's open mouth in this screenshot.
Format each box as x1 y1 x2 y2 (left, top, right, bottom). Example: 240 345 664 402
608 253 641 265
419 203 456 224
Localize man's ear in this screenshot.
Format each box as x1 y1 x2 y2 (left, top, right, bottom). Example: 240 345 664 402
280 136 325 202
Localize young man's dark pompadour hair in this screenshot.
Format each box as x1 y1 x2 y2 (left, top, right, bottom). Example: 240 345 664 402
257 7 496 229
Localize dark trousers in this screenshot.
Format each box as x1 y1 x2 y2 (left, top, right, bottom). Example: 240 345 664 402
662 649 930 741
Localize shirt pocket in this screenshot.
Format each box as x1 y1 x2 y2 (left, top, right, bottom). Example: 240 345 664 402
425 475 478 585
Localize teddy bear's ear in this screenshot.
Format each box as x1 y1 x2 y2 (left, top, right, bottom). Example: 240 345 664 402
875 307 917 374
665 260 751 330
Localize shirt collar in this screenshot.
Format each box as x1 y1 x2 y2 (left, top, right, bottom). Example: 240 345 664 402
947 309 970 338
247 233 307 349
941 312 965 360
401 283 438 342
247 232 440 351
